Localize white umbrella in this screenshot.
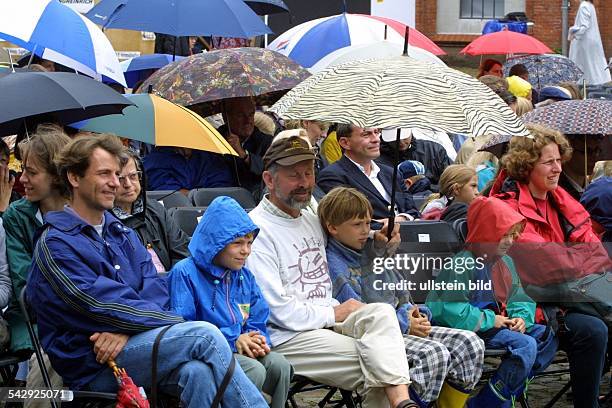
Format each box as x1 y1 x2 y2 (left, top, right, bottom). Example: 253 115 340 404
309 42 445 74
0 0 126 86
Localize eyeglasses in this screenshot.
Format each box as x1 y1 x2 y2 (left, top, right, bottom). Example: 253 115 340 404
118 171 141 184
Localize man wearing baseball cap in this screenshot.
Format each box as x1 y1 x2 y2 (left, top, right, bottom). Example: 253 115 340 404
246 136 418 408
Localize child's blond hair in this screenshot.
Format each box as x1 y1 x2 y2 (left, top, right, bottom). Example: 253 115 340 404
318 187 373 235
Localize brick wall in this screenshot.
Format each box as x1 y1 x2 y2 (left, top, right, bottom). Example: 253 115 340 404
527 0 611 57
417 0 611 59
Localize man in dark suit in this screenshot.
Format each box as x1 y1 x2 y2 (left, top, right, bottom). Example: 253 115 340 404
318 124 419 220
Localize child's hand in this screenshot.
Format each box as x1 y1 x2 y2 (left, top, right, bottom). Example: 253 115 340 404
236 332 266 358
509 317 526 333
408 307 431 338
493 315 513 329
252 333 270 356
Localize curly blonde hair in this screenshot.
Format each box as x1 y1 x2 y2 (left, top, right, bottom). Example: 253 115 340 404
501 124 572 183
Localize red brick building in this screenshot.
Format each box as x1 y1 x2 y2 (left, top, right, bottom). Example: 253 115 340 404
415 0 611 58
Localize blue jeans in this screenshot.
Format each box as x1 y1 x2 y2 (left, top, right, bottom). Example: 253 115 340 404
484 324 558 398
88 321 268 408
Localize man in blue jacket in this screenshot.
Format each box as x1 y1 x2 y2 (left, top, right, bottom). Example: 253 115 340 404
26 133 267 408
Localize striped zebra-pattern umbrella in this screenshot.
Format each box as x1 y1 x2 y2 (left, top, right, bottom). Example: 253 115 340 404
270 56 530 138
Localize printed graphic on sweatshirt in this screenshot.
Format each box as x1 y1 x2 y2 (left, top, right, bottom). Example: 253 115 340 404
289 237 331 300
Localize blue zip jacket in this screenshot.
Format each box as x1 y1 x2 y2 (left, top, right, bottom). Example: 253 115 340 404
169 196 271 352
26 208 183 390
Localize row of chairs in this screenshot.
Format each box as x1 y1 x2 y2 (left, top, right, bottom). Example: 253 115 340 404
147 187 256 210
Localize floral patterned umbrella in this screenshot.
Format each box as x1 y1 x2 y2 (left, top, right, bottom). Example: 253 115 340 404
503 54 584 90
140 47 310 117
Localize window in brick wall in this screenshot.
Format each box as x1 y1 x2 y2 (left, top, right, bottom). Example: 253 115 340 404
460 0 505 19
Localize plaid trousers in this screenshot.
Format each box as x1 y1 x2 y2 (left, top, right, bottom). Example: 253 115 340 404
404 326 485 402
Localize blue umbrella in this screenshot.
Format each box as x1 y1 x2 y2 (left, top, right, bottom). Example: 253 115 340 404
0 0 126 86
245 0 289 15
503 54 584 90
120 54 185 88
84 0 271 37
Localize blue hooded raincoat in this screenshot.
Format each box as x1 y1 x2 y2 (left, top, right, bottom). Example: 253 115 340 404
169 196 271 352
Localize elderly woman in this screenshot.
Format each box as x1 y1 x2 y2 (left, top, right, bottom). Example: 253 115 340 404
112 150 189 273
490 124 611 408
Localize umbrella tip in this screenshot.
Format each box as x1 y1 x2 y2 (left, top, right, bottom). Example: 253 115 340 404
147 84 153 94
402 26 409 56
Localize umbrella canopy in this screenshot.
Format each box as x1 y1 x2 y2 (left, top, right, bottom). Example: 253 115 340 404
120 54 185 89
85 0 271 38
478 133 515 158
141 47 311 117
460 30 552 56
0 0 126 86
0 71 133 137
72 94 238 155
267 13 445 69
270 56 530 138
522 99 611 135
503 54 583 89
308 41 445 74
245 0 289 15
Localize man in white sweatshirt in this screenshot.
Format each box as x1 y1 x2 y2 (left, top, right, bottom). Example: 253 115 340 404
246 136 418 408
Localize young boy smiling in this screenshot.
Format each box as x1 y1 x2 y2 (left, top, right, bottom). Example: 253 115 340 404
319 187 484 407
169 196 292 408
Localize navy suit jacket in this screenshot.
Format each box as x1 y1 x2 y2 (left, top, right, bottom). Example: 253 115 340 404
317 156 419 219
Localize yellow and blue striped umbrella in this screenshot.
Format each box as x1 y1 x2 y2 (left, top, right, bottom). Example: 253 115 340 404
73 93 237 156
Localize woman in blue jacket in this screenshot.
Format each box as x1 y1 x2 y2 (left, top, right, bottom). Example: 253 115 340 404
169 196 292 408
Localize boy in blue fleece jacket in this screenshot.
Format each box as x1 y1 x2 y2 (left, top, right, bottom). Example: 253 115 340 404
169 196 292 407
319 187 485 408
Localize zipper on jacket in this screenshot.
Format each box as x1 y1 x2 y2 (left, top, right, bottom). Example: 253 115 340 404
225 272 237 324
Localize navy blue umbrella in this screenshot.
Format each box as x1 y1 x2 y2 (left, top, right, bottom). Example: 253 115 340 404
245 0 289 15
0 71 133 137
85 0 271 37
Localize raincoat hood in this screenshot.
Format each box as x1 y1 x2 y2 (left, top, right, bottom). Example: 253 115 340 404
189 196 259 277
466 196 525 258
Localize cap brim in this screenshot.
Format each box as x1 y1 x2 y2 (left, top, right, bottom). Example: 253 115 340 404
381 128 412 142
274 154 316 167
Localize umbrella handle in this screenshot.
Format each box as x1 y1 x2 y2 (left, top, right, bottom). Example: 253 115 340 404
387 128 401 241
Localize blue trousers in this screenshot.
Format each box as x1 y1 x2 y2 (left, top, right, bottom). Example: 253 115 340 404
88 321 268 408
483 324 558 398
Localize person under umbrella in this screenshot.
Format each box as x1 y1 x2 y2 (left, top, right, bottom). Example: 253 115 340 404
112 150 190 273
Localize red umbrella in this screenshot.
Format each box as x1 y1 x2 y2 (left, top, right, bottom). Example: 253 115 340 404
109 360 150 408
460 30 552 56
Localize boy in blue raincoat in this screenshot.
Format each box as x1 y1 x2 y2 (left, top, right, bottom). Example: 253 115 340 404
169 196 292 407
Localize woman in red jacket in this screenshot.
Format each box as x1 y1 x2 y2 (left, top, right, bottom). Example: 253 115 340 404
491 124 610 408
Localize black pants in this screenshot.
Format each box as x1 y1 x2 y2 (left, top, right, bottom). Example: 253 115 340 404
562 312 608 408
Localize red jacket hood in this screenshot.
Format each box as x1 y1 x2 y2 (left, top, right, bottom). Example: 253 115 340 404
466 196 525 258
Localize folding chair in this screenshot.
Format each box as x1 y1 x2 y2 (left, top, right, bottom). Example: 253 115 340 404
396 220 462 303
287 375 361 408
167 206 207 237
18 288 116 408
146 190 192 209
188 187 256 209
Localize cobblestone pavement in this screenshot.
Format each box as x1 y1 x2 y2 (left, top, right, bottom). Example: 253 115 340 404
293 361 611 407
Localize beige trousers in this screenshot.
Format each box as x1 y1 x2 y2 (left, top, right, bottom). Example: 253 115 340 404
24 353 63 408
274 303 411 408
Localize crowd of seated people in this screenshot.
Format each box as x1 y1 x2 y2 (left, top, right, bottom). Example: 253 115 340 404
0 96 609 408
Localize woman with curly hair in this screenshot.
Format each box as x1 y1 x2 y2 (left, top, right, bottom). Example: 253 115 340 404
490 124 611 408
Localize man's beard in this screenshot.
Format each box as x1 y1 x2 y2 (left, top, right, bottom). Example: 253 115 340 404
274 188 312 210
